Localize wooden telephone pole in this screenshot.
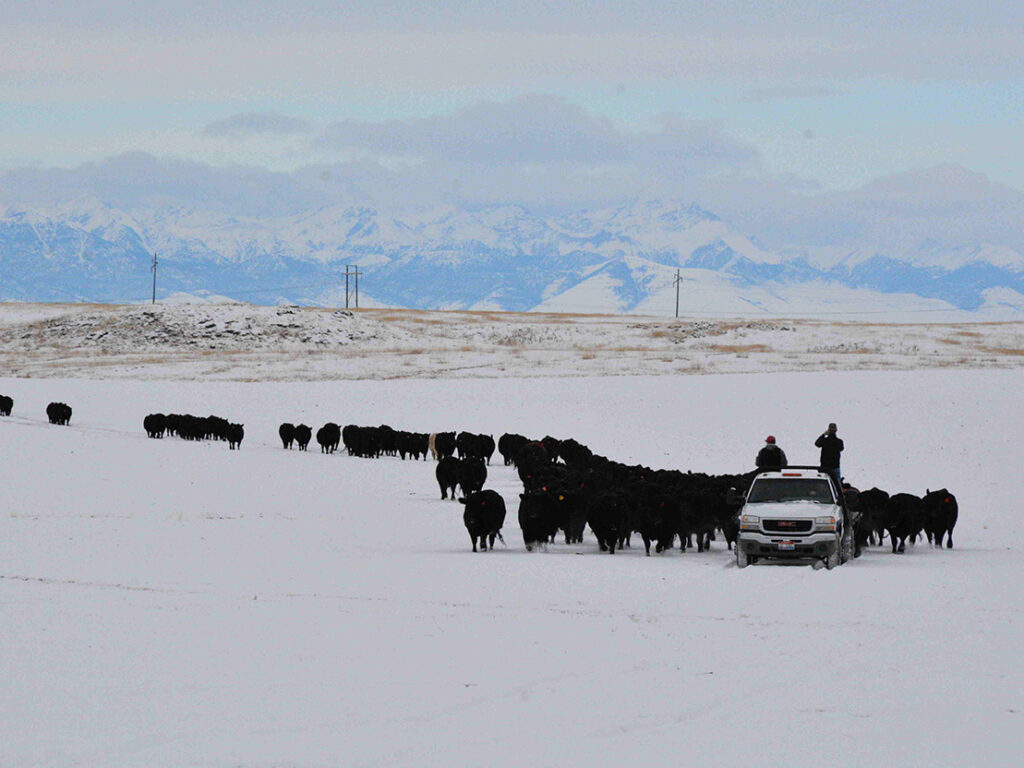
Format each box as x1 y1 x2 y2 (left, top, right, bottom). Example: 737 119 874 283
151 253 158 304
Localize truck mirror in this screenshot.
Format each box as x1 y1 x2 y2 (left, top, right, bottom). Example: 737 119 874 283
725 487 744 507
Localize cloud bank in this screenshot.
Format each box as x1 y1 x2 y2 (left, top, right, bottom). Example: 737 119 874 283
2 94 1022 254
202 113 312 139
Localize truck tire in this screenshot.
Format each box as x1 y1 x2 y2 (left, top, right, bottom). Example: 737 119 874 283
736 547 750 569
825 545 840 570
840 526 854 564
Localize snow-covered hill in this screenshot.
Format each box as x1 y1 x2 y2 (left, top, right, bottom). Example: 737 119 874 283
3 198 1024 314
3 302 1023 381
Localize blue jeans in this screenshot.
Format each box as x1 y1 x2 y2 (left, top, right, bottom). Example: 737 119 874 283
823 466 841 488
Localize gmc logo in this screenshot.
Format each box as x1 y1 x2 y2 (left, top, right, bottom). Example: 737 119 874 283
778 521 798 528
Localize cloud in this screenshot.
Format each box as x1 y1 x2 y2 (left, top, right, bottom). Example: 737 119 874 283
692 164 1024 253
2 151 1022 256
315 95 758 174
737 86 840 103
202 112 311 139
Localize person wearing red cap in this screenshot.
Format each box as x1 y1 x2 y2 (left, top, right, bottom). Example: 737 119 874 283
756 435 788 471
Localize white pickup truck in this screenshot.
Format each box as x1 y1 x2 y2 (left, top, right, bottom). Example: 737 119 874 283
734 467 855 569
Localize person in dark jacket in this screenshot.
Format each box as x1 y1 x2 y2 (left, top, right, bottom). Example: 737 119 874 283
755 435 788 471
815 423 844 486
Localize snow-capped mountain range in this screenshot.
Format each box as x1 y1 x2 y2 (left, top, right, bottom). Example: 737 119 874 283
3 197 1024 316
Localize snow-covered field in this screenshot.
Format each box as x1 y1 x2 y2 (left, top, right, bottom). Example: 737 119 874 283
2 302 1024 381
1 361 1022 766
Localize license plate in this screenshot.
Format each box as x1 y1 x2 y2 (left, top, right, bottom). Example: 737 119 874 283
778 541 796 550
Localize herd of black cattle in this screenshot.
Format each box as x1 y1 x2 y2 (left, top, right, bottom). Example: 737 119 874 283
142 413 246 449
0 394 959 560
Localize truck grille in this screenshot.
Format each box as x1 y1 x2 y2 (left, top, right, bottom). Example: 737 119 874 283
763 519 813 533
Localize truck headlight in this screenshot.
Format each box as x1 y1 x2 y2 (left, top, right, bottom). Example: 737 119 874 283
815 516 836 531
740 514 760 531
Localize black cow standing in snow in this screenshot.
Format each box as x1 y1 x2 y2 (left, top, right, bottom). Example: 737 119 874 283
587 490 630 554
317 423 341 454
294 424 312 451
46 402 72 425
0 395 12 416
279 423 296 449
143 413 167 438
884 493 926 553
436 456 460 500
923 489 959 549
226 423 245 450
517 490 560 551
459 490 507 552
457 457 487 496
498 433 528 466
857 487 891 547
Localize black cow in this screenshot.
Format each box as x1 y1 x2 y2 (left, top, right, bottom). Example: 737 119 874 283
294 424 312 451
857 487 891 547
226 423 244 450
540 436 562 463
588 490 629 554
923 489 959 549
457 457 487 496
436 456 460 500
479 434 496 465
317 422 341 454
516 440 549 470
378 425 398 457
434 432 456 460
630 490 680 556
459 490 507 552
457 431 490 461
884 493 926 553
498 433 528 466
343 425 382 458
46 402 72 425
143 413 167 438
679 486 719 553
558 438 593 468
518 491 560 551
550 483 589 545
0 394 12 416
279 423 296 449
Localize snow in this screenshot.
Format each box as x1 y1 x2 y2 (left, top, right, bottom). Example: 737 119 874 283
1 311 1023 766
4 302 1024 382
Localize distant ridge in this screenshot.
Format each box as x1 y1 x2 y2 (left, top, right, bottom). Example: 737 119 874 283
2 198 1024 316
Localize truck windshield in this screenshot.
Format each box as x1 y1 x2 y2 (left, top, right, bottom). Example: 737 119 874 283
747 479 834 503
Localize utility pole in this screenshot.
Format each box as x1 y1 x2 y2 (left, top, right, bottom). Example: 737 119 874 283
151 253 158 305
343 265 362 309
674 269 681 318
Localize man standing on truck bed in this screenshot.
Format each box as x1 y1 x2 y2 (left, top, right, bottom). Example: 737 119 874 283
815 423 844 486
756 435 788 471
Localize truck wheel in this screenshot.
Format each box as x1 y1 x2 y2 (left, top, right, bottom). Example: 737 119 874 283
840 527 854 564
736 547 750 569
825 546 840 570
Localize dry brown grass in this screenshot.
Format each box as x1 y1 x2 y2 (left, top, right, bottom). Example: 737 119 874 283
980 346 1024 356
708 343 771 354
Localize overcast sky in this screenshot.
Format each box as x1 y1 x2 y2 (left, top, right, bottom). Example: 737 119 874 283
1 1 1022 201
